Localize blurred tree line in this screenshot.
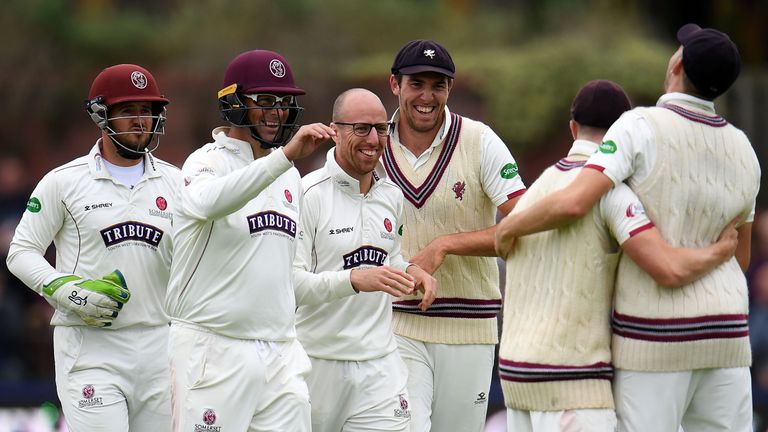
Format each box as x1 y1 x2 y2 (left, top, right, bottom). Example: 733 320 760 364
0 0 766 199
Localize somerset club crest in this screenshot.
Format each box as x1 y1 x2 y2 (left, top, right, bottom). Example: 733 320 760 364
452 181 466 200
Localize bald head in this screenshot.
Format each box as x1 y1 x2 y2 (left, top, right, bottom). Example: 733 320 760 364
332 88 386 122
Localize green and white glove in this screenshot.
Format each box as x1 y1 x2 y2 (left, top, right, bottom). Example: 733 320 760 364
43 270 131 327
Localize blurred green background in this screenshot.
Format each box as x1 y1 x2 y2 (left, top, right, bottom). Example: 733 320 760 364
2 0 768 430
2 0 766 197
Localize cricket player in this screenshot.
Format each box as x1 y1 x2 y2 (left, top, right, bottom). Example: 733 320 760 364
385 39 527 432
294 88 437 432
6 64 179 431
497 80 739 432
165 49 333 432
496 24 759 431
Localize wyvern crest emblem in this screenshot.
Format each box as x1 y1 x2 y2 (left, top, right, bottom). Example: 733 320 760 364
452 181 466 201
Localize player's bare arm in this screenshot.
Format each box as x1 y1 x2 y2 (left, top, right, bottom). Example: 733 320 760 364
502 169 613 239
350 265 415 297
282 122 335 161
735 222 752 272
621 217 740 288
410 196 519 274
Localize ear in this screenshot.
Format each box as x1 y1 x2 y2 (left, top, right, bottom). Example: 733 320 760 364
672 55 684 75
569 120 578 140
389 75 400 96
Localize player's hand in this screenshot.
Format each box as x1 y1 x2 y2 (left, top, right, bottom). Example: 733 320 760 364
350 266 415 297
282 123 335 161
409 239 447 275
494 216 517 260
43 270 130 327
407 265 437 311
713 217 740 261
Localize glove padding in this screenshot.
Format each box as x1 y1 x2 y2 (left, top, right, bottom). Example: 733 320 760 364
43 270 130 327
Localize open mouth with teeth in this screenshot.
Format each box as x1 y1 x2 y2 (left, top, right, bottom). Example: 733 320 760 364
359 148 381 161
415 106 435 114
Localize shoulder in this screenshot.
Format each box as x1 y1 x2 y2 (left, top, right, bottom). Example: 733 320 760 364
45 155 90 183
379 178 405 198
301 167 332 197
150 157 183 177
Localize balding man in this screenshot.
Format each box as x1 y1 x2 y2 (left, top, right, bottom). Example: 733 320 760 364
294 88 437 432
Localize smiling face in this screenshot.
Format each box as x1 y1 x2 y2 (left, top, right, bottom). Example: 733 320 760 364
243 96 291 143
390 72 453 136
331 90 388 185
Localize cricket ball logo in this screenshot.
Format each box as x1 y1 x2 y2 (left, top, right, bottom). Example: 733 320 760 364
284 189 293 203
203 409 216 425
452 181 466 201
384 218 393 232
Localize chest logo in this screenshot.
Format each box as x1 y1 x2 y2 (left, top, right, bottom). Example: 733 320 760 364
156 196 167 211
247 211 297 237
284 189 293 203
384 218 393 232
343 246 388 269
452 181 466 201
101 221 164 248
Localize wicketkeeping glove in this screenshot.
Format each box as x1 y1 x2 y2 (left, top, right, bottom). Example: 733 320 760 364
43 270 131 327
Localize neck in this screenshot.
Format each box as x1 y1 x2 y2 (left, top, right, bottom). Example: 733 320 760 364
99 137 144 167
227 127 272 159
397 123 439 158
358 173 374 195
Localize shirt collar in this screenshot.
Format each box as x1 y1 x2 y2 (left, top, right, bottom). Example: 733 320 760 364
389 106 452 150
212 126 258 161
325 147 382 196
87 139 160 180
657 92 716 114
567 139 599 158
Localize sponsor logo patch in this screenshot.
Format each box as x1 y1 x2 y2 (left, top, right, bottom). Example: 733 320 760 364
156 196 168 210
284 189 293 203
343 246 388 269
247 211 297 237
384 218 392 232
26 197 42 213
100 221 164 248
599 140 617 154
474 392 487 405
329 226 354 235
500 162 519 179
84 202 113 212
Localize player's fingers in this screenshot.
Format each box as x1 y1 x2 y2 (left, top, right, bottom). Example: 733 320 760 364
386 274 415 294
419 284 437 311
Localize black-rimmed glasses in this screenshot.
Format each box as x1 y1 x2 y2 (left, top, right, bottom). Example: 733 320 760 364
334 122 392 137
244 94 296 108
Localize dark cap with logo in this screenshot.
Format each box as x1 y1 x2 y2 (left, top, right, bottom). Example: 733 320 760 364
571 80 632 129
677 23 741 99
391 39 455 78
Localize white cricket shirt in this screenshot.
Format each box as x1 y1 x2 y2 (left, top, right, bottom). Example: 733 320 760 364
7 142 181 329
294 148 410 361
166 127 301 340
